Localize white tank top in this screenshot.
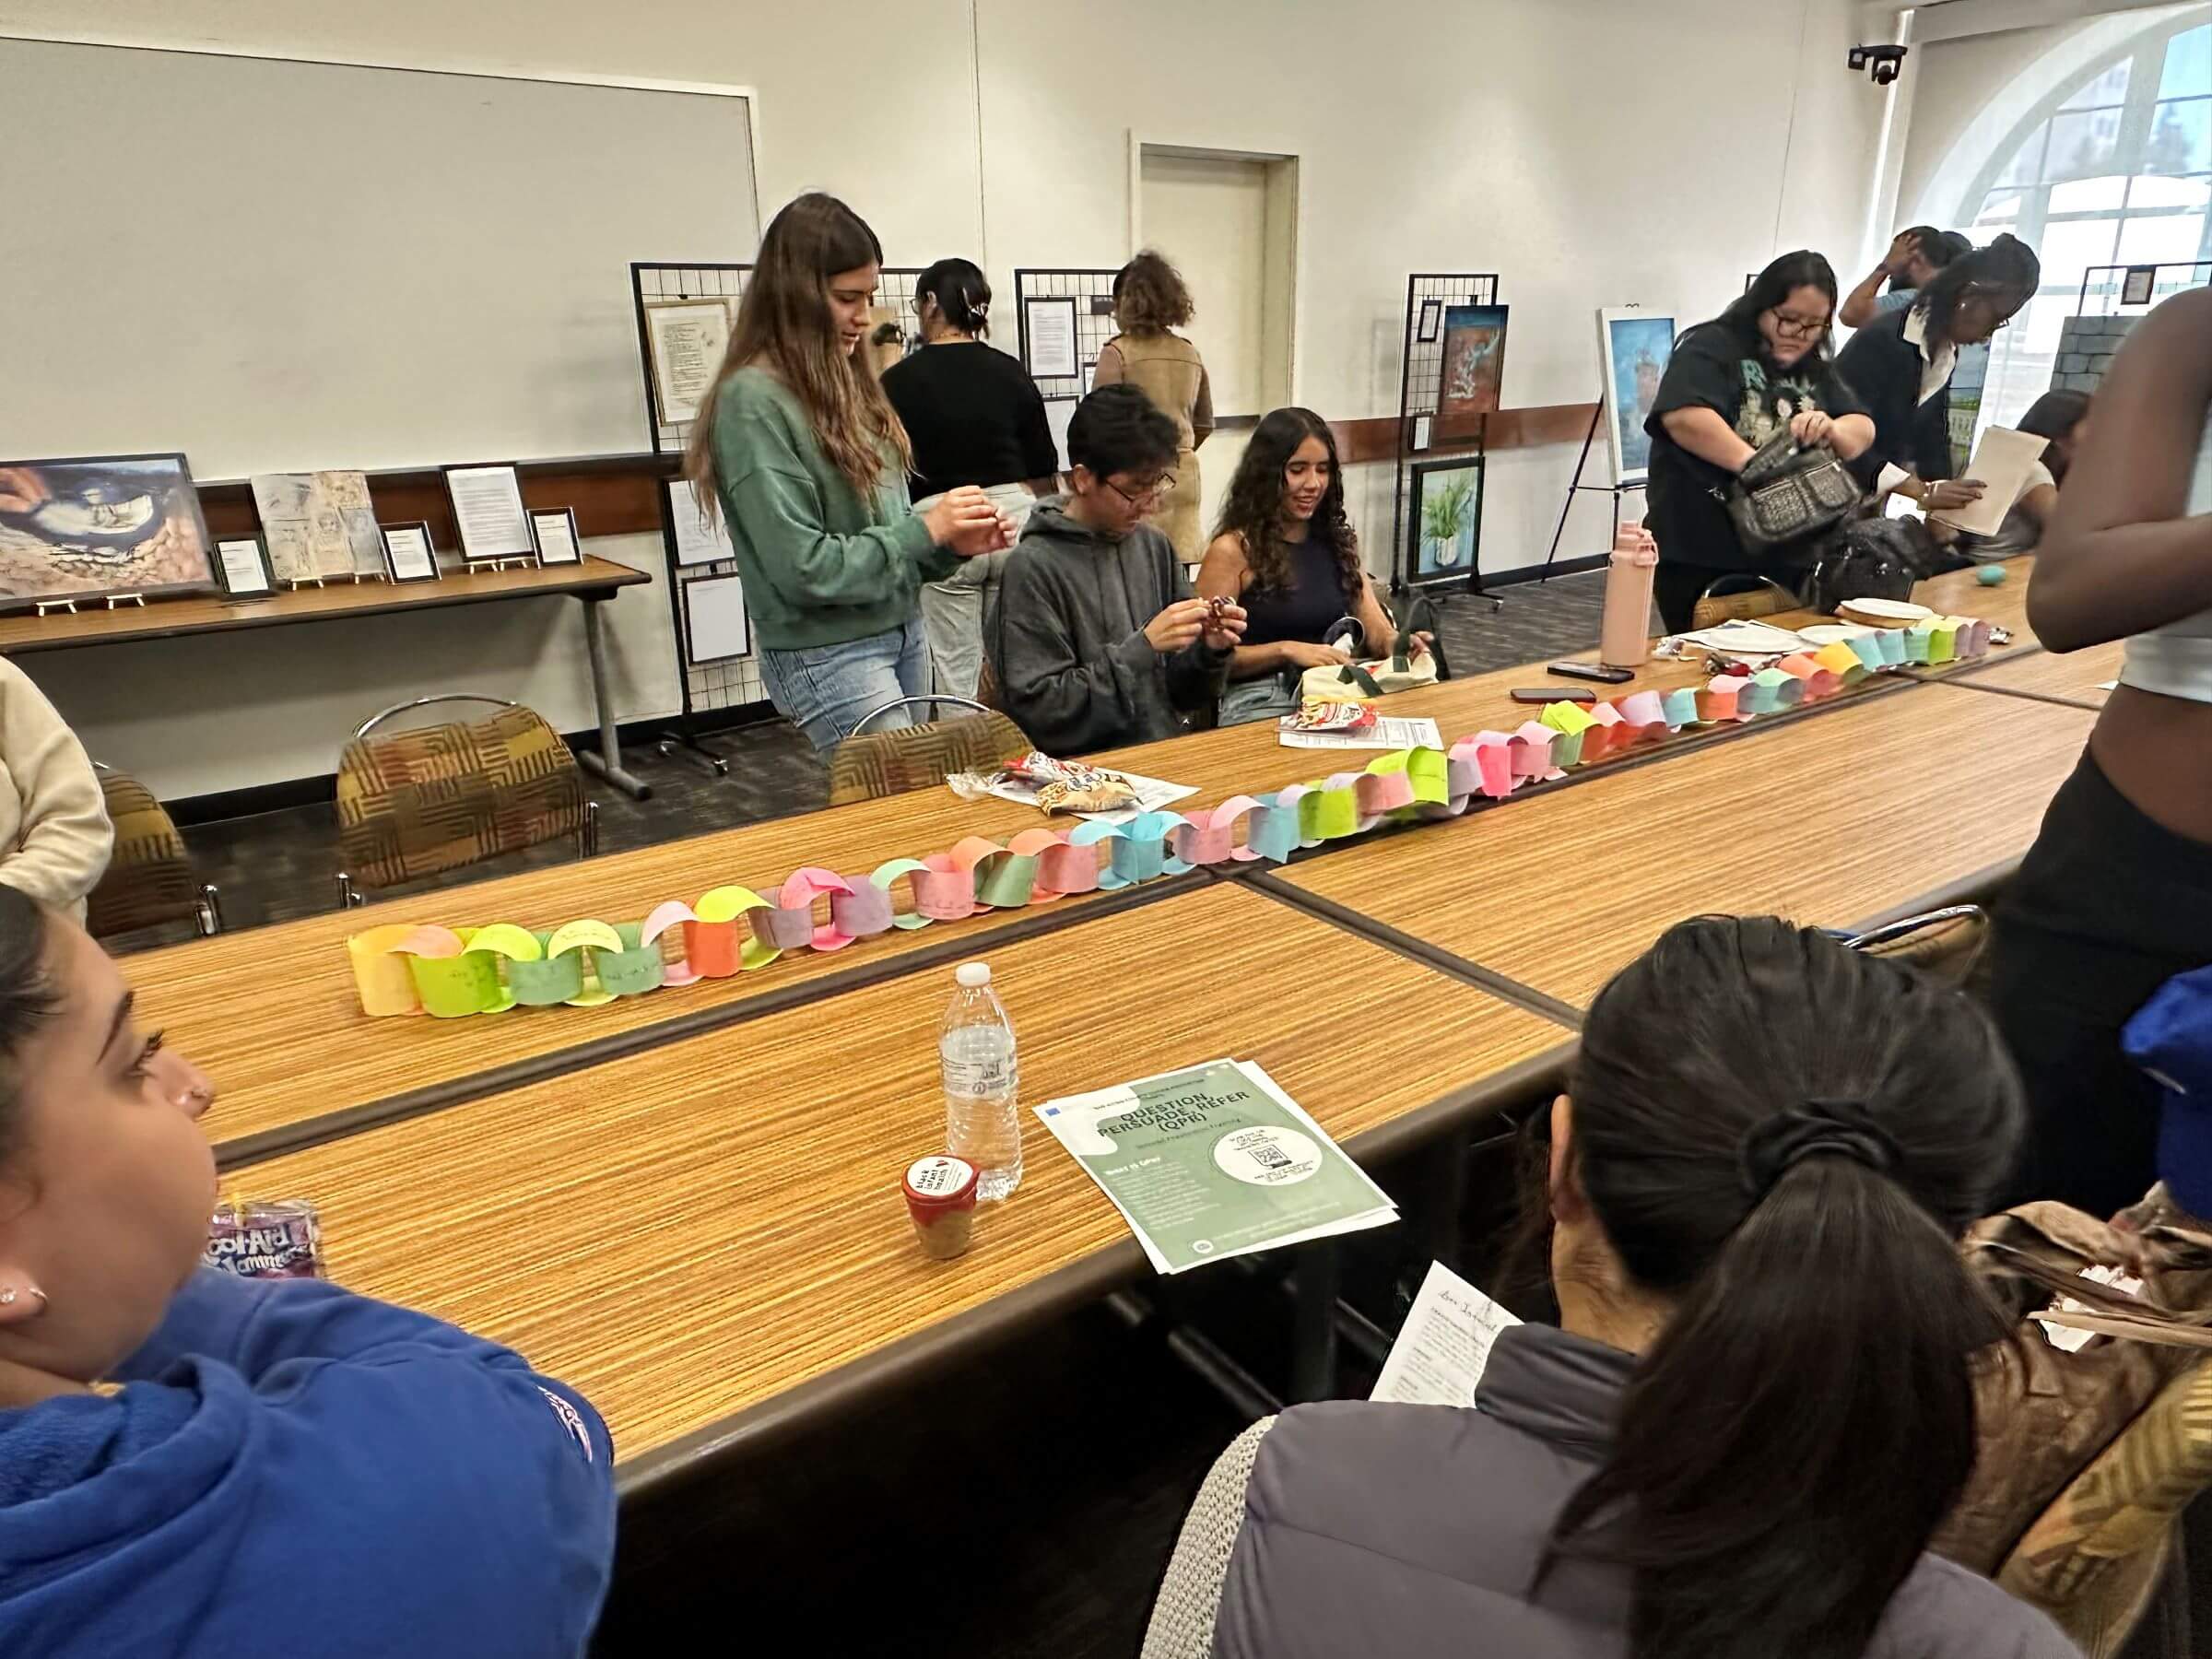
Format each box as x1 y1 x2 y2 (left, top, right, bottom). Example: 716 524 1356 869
2118 410 2212 702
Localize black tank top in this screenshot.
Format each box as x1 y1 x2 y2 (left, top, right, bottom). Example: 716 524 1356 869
1241 534 1354 649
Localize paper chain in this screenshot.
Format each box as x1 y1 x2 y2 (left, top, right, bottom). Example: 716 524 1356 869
347 618 1991 1018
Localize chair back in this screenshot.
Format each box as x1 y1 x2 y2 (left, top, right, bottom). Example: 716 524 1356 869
1996 1359 2212 1657
1689 573 1799 632
336 697 585 890
86 767 199 937
1842 904 1988 985
828 698 1030 806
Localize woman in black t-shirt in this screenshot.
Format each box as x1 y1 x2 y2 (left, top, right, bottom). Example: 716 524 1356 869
882 258 1061 696
1643 251 1877 633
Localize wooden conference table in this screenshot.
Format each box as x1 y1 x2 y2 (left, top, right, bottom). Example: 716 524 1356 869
0 556 658 798
135 553 2108 1484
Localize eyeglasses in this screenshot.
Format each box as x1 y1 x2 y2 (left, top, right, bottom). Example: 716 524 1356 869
1768 310 1830 339
1105 473 1176 508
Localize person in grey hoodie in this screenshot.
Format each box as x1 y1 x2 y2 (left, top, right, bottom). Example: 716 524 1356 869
984 384 1244 755
1146 916 2080 1659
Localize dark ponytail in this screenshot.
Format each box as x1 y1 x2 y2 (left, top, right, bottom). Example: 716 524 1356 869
915 256 992 338
1544 916 2022 1659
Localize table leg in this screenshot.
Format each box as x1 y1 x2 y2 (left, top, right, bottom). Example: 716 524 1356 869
1289 1240 1343 1403
574 596 651 801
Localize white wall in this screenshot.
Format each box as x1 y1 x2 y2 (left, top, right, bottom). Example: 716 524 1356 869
0 0 1887 797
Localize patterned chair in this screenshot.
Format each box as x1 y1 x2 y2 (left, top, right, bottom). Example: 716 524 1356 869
1841 904 1988 986
1689 573 1801 632
335 696 595 906
827 696 1030 807
86 764 221 938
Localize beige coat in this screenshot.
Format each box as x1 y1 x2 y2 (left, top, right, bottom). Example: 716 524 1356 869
0 659 112 922
1095 330 1213 564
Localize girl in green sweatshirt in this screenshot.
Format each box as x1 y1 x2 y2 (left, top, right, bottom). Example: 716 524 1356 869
681 194 1010 752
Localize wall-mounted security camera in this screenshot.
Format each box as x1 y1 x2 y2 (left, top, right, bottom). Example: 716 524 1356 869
1848 43 1910 86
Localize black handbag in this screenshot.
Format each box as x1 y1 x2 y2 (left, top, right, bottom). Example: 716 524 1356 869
1722 431 1861 551
1804 515 1943 615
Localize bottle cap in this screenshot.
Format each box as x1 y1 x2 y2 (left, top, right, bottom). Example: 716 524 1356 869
903 1155 979 1214
956 962 991 989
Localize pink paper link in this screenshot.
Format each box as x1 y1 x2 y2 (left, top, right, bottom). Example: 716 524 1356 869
640 901 701 985
1509 723 1558 781
778 866 858 951
1469 732 1516 798
915 853 981 920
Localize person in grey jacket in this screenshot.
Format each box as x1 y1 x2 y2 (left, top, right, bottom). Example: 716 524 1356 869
984 385 1243 755
1147 916 2079 1659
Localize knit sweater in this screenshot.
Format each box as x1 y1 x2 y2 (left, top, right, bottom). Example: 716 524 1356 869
707 367 959 651
0 659 110 922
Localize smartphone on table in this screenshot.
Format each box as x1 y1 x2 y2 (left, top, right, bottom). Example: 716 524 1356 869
1512 687 1594 705
1547 660 1634 684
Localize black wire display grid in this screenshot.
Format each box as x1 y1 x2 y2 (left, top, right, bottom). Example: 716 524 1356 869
627 263 925 732
1390 274 1500 594
1013 268 1120 399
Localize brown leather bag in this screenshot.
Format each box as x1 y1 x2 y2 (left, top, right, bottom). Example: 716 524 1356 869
1934 1193 2212 1574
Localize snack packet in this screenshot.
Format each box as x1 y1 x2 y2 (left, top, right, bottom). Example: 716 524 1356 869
1285 699 1377 733
205 1197 324 1280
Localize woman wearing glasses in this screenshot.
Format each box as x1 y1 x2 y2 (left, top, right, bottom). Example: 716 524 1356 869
1643 252 1877 633
882 258 1062 698
1835 234 2040 517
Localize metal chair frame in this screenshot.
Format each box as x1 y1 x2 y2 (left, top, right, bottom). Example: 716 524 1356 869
847 694 992 738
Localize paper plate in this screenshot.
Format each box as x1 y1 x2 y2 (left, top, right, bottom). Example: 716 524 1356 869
1798 622 1877 646
1837 597 1934 627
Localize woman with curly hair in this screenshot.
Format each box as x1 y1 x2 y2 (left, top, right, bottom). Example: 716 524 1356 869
1197 408 1411 725
1094 251 1214 563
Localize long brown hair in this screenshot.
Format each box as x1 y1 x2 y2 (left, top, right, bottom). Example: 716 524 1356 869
684 193 912 524
1212 407 1361 606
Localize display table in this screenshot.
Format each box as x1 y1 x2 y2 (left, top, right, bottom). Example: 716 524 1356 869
0 556 658 799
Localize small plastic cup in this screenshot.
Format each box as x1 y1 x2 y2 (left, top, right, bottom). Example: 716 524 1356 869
902 1155 979 1261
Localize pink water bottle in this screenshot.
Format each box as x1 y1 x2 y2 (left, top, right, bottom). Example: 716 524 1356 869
1600 524 1659 667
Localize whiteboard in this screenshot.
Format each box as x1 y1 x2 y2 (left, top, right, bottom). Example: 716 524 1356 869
0 40 758 477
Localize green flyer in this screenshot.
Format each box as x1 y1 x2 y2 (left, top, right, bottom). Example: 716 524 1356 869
1035 1058 1397 1275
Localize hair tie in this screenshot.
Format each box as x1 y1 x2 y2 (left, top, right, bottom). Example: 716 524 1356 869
1738 1098 1899 1199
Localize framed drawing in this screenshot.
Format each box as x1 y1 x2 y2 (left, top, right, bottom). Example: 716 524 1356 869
251 470 383 583
1597 309 1677 487
0 453 217 609
213 535 275 598
441 464 535 561
682 572 751 665
643 297 735 427
1416 300 1442 344
1437 304 1508 430
530 507 582 566
2122 265 2158 306
1023 296 1079 379
381 522 441 583
1406 457 1485 588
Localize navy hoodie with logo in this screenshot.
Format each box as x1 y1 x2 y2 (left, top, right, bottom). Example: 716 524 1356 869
0 1269 615 1657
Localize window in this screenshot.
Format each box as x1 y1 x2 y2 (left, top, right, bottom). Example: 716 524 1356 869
1948 13 2212 433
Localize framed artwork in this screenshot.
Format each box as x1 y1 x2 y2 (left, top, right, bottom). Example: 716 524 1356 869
1023 296 1079 379
213 535 275 598
1415 300 1442 344
1597 308 1678 488
381 522 441 583
1437 303 1509 430
2122 265 2157 306
441 464 535 561
1410 414 1433 453
530 507 582 566
251 470 382 583
1406 457 1485 587
1081 360 1098 395
0 453 217 609
682 572 751 665
642 297 735 427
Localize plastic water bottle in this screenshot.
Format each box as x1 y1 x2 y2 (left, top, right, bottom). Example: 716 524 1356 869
941 961 1021 1202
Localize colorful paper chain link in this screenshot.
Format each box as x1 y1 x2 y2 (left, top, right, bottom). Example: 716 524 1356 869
348 618 1991 1018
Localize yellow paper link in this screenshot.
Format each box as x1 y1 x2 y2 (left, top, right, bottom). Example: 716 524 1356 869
1540 701 1598 736
462 924 542 961
347 924 423 1017
546 920 623 957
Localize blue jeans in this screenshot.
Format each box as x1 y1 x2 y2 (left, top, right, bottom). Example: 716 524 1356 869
1218 674 1299 727
759 619 931 754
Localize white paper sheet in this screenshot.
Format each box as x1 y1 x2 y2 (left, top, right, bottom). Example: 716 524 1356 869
1933 425 2050 537
1024 296 1079 379
215 539 270 595
666 481 728 568
1371 1261 1522 1406
683 573 750 663
382 524 438 581
1279 716 1443 752
1665 619 1805 655
444 465 534 559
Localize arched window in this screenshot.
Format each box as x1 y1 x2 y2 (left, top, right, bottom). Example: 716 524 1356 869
1928 8 2209 432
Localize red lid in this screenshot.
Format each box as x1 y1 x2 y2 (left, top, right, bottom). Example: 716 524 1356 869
903 1155 978 1210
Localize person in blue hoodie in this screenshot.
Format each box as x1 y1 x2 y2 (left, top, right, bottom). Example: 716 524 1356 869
0 885 616 1655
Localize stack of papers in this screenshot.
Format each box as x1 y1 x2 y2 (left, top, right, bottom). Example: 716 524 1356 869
1034 1059 1397 1274
1280 715 1443 752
